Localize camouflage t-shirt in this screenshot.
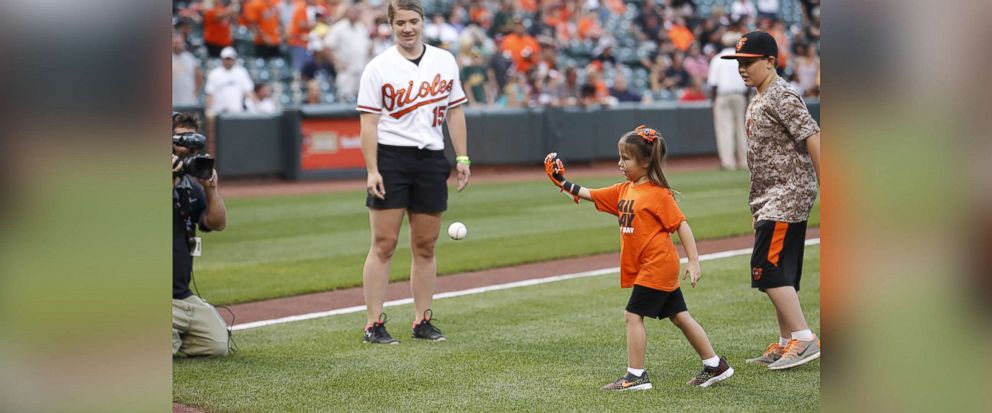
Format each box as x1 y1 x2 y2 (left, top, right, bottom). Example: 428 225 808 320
745 76 820 222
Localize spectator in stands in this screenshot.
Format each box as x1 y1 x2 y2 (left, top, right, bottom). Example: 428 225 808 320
287 0 317 74
609 73 643 103
173 33 203 107
202 0 238 58
668 17 695 52
204 47 255 117
694 16 719 51
794 42 820 97
175 18 204 56
661 52 691 90
707 31 748 170
756 0 779 21
552 66 581 107
324 4 371 102
684 42 709 86
730 0 757 25
371 16 395 56
498 72 527 108
425 13 460 51
581 68 610 106
489 0 516 38
649 53 671 94
680 78 707 102
635 0 664 43
468 0 493 31
500 17 541 74
244 0 282 60
461 49 495 106
245 82 280 113
769 19 791 71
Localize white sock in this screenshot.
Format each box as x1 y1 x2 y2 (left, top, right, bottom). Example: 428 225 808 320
779 337 790 347
627 367 645 377
791 329 815 341
702 356 720 368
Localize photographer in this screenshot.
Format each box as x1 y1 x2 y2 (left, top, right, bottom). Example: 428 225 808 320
172 112 229 357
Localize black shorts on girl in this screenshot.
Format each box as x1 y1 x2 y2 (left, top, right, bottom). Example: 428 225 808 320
625 285 688 319
750 220 808 292
366 144 451 213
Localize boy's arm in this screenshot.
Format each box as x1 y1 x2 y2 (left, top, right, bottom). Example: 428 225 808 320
677 220 702 287
806 132 821 184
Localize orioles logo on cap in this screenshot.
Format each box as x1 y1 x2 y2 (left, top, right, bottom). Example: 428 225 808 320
736 36 747 52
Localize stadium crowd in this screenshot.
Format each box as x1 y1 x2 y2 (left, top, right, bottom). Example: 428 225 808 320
172 0 820 114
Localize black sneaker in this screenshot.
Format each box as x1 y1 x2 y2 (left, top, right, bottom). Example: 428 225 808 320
601 371 652 391
411 309 446 341
363 313 398 345
687 357 734 387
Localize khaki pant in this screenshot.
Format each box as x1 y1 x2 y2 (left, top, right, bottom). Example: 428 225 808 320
713 94 748 170
172 295 229 357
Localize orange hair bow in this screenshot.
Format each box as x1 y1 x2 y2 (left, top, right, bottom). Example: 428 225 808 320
634 125 658 143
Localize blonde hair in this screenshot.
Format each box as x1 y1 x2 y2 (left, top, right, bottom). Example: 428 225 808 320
387 0 424 23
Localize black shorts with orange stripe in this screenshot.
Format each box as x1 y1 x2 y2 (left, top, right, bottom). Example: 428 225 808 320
750 220 808 292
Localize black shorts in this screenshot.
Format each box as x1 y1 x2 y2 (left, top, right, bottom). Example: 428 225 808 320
625 285 688 319
366 144 451 213
751 220 808 292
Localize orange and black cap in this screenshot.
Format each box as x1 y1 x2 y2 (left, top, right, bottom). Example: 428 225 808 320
720 31 778 59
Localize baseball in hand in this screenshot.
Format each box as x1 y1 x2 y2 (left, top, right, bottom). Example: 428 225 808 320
447 222 468 240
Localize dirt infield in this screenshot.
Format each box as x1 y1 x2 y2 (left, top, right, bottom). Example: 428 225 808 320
221 156 722 198
218 227 818 327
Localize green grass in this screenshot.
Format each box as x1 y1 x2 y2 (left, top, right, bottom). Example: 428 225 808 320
174 247 820 412
197 169 820 305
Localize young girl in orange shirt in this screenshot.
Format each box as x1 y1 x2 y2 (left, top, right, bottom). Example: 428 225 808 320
544 126 734 390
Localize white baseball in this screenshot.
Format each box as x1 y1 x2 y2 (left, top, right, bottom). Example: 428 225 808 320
447 222 468 240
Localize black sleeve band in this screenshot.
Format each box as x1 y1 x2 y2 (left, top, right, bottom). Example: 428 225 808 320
562 180 582 196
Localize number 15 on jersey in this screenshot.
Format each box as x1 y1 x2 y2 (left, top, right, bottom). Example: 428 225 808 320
432 105 447 127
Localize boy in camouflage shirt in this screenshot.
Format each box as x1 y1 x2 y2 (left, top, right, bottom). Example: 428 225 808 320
722 31 822 370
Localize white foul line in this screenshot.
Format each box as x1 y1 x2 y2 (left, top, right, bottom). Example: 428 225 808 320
232 238 820 331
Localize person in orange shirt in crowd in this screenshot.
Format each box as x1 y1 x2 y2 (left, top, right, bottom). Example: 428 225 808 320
576 9 602 40
543 126 735 391
203 0 239 58
668 16 695 51
288 0 316 73
500 18 541 74
244 0 283 59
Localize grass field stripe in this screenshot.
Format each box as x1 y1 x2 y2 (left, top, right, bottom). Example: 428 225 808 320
232 238 819 331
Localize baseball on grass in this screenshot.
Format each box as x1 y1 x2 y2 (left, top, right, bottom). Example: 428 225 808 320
447 222 468 240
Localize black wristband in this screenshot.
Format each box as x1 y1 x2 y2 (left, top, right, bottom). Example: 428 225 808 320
562 180 582 196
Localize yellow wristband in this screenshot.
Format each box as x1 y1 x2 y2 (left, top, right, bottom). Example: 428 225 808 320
456 156 471 165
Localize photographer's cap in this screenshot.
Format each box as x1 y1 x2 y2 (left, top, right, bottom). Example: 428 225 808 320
220 47 238 59
721 31 778 59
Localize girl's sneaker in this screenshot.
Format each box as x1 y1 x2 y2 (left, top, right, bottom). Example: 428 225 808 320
688 357 734 387
601 371 652 391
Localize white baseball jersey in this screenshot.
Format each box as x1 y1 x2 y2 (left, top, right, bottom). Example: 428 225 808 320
356 44 467 150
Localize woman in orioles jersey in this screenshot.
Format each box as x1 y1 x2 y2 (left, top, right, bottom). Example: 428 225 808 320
544 126 733 391
356 0 470 345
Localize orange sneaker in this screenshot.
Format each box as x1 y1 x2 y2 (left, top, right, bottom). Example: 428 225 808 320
745 342 784 365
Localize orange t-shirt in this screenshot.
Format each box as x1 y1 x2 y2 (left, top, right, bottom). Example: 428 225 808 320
590 182 687 291
244 0 281 46
668 24 694 51
287 1 310 47
203 6 234 47
500 33 541 73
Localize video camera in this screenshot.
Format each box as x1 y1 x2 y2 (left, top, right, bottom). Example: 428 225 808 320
173 132 215 180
